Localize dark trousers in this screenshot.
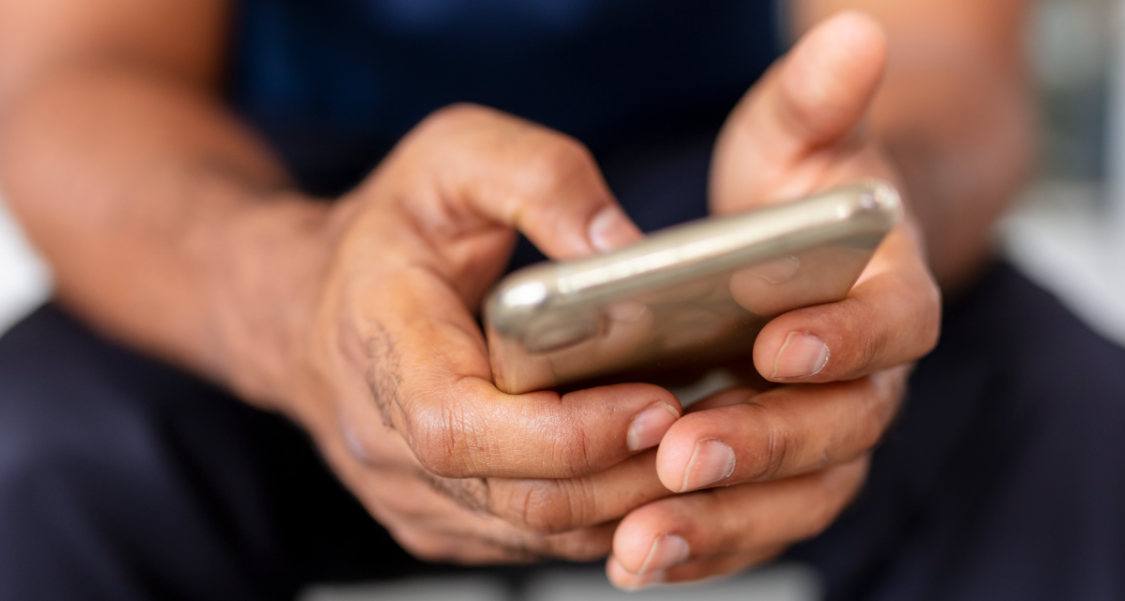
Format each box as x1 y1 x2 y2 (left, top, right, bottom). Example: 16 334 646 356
2 262 1124 600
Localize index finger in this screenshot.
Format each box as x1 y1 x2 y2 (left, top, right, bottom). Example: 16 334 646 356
394 103 643 260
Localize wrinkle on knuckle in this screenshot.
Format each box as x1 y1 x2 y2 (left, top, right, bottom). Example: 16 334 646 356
744 402 790 481
503 480 580 535
549 424 596 479
409 403 465 477
855 316 888 374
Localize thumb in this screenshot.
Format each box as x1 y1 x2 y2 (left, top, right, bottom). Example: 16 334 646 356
711 11 888 207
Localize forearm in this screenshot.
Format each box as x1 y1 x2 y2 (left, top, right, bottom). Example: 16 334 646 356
0 66 333 406
792 0 1036 289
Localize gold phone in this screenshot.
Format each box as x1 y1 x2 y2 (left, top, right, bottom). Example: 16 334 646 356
484 180 900 395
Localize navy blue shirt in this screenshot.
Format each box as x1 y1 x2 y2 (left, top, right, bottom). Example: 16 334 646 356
228 0 780 202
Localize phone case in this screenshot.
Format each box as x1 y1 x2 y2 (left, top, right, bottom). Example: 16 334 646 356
484 180 901 394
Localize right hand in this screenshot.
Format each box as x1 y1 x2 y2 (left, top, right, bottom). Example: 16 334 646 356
278 105 683 563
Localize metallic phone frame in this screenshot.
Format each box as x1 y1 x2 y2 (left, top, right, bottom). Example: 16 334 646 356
484 180 901 394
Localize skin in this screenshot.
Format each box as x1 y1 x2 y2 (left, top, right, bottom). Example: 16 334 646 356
0 0 1031 589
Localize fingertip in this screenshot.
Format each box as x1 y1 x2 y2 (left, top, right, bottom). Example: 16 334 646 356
607 555 667 591
589 204 643 254
611 514 654 574
627 402 681 452
655 434 693 493
655 412 733 493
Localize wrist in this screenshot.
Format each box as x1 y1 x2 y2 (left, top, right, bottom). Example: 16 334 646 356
192 179 337 410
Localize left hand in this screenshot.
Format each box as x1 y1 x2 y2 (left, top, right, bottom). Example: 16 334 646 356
607 11 941 588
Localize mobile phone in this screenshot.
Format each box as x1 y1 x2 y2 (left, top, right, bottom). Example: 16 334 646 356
484 180 901 395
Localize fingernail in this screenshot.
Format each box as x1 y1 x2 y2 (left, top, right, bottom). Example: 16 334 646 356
639 534 691 575
747 255 801 284
771 332 830 380
589 205 641 253
681 440 736 492
624 570 667 591
627 403 680 452
607 301 647 323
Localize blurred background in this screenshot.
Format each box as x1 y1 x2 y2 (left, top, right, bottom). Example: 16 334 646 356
0 0 1121 599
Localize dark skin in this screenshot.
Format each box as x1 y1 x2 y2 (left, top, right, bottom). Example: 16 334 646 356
0 0 1031 589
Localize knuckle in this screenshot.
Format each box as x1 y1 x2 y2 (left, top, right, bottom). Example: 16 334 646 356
407 406 466 478
522 135 594 195
497 480 582 535
765 424 793 479
553 426 597 477
854 318 889 373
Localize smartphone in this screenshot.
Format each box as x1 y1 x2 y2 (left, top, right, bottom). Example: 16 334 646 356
484 180 901 395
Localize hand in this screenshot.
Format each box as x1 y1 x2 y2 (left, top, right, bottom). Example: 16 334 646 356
608 12 941 587
285 106 684 563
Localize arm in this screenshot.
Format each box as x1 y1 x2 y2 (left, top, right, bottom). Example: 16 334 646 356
0 0 315 404
795 0 1036 289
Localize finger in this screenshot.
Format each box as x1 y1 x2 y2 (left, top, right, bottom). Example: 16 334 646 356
655 371 903 492
393 519 620 566
343 267 683 480
485 449 672 535
325 430 622 564
612 458 868 579
394 103 642 260
336 339 676 535
711 11 888 211
342 371 676 534
752 228 940 383
607 547 785 590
